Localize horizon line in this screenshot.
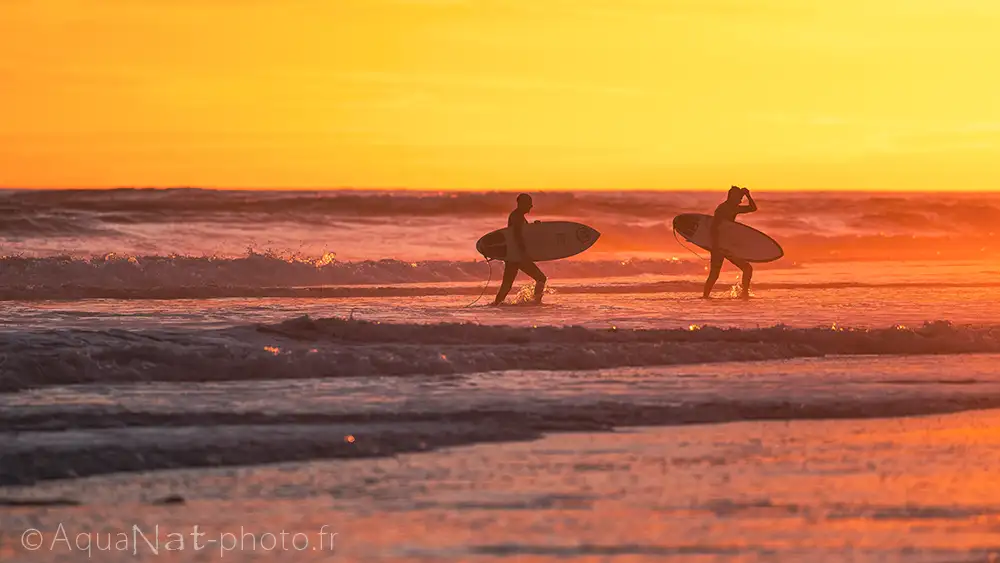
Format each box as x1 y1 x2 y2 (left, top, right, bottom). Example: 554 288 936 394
1 186 997 194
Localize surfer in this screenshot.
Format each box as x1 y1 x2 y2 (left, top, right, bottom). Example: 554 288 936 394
491 193 547 305
704 186 757 299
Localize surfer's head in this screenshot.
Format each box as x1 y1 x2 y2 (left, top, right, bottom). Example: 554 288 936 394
728 186 744 202
516 193 533 213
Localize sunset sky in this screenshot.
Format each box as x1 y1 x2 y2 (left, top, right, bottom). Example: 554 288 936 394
2 0 1000 190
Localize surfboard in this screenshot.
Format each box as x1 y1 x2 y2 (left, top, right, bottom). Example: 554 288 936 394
672 213 783 262
476 221 600 262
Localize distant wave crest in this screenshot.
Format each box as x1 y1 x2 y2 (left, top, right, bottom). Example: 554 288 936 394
6 188 1000 234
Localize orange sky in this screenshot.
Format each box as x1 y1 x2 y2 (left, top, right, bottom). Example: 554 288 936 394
2 0 1000 190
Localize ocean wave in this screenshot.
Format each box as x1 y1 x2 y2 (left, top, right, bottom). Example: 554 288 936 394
0 254 713 298
3 189 1000 265
6 188 1000 233
1 317 997 393
0 215 114 237
0 188 699 220
4 319 1000 484
2 250 1000 299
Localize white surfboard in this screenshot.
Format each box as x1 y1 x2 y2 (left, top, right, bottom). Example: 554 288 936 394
673 213 783 262
476 221 600 262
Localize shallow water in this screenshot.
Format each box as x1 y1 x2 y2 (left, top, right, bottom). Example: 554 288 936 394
5 353 1000 486
1 260 996 331
5 409 1000 562
5 189 1000 560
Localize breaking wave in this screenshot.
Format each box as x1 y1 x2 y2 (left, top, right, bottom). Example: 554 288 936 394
2 316 998 393
0 254 712 299
1 252 998 299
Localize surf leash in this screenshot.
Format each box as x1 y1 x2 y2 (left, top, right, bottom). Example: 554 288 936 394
464 257 495 308
672 224 710 261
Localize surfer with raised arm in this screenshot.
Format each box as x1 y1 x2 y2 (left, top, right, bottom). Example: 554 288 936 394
491 193 547 306
703 186 757 299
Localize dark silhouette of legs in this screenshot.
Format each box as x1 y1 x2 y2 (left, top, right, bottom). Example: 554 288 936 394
492 261 520 305
492 261 547 305
518 261 547 303
703 254 753 298
728 256 753 298
703 252 724 298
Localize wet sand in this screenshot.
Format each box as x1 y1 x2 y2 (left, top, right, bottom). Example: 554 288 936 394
4 409 1000 562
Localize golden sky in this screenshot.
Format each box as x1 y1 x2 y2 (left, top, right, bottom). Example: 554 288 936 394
2 0 1000 190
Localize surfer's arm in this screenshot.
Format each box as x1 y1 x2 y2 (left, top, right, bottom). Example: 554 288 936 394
737 190 757 214
512 220 531 260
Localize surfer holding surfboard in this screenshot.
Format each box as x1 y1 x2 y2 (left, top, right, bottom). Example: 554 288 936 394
703 186 758 299
474 194 600 306
672 189 782 299
491 193 548 306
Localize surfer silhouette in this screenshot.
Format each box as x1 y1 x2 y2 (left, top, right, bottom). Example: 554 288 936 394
703 186 757 299
491 193 547 306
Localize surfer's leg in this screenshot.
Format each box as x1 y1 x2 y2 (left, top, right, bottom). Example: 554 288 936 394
519 261 547 303
728 256 753 298
703 253 724 298
492 261 519 305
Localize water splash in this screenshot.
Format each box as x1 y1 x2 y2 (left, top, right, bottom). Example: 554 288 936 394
510 282 556 305
729 275 755 299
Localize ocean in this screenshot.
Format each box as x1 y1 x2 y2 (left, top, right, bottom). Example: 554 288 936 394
3 188 1000 561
